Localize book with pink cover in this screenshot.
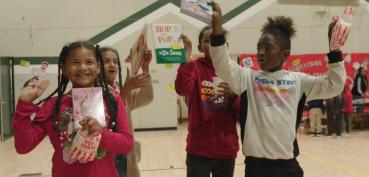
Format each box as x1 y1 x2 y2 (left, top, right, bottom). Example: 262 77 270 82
72 87 105 128
180 0 212 24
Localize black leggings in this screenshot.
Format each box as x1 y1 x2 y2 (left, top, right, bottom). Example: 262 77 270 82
186 153 235 177
245 157 304 177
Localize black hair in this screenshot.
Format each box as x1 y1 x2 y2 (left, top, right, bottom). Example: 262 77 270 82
198 26 212 44
261 16 296 50
198 26 228 44
40 41 118 131
358 67 366 76
100 47 123 90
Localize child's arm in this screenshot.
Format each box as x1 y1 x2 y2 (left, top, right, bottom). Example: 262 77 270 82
124 75 153 111
13 100 47 154
175 34 196 96
208 1 248 95
13 79 50 154
302 51 346 101
124 49 154 111
303 18 347 101
99 95 133 154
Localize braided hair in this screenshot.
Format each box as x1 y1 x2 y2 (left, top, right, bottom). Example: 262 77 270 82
261 16 296 51
40 41 118 131
100 47 123 90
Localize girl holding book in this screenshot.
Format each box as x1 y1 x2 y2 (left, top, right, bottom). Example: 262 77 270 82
101 46 153 177
13 41 133 177
208 1 347 176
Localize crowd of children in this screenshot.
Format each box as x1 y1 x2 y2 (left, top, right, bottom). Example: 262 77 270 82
12 1 363 177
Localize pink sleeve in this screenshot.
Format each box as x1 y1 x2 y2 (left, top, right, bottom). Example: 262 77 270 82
99 95 133 154
12 99 47 154
175 63 196 96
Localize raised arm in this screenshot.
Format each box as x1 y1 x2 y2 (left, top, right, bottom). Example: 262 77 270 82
208 1 248 95
175 34 196 96
302 53 346 101
303 18 347 101
13 80 50 154
121 49 154 110
125 75 153 111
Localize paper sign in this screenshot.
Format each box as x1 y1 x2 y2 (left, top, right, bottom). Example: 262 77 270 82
168 83 175 91
20 60 30 67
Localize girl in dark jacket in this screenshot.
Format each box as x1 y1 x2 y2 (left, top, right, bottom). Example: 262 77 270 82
351 67 368 113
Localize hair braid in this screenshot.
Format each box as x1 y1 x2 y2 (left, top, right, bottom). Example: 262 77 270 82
51 45 70 128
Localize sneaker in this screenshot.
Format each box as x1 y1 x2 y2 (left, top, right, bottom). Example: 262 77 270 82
316 133 321 137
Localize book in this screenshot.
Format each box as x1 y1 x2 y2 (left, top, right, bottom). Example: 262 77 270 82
180 0 212 24
130 24 148 75
152 24 186 64
72 87 105 128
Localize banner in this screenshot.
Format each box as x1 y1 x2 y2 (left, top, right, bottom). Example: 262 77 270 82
239 53 369 84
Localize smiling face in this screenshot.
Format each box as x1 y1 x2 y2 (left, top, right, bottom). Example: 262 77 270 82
102 50 119 85
257 33 289 72
62 47 100 88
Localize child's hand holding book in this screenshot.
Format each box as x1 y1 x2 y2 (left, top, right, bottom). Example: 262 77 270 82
329 7 353 51
70 128 102 162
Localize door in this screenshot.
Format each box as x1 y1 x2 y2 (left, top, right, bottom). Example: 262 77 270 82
0 57 14 141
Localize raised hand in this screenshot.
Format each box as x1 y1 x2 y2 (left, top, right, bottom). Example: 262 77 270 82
141 49 152 73
217 82 235 96
208 1 223 35
329 7 353 51
179 34 192 61
19 79 49 103
124 71 151 91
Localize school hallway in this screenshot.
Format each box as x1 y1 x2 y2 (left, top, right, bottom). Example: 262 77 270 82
1 122 369 177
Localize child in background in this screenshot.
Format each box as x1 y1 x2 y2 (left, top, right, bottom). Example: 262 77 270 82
175 27 240 177
326 95 345 137
209 1 346 176
13 41 133 177
307 99 324 137
351 67 368 113
101 47 153 177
